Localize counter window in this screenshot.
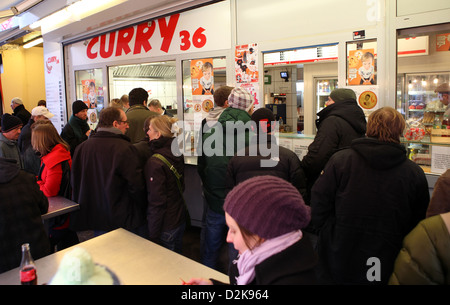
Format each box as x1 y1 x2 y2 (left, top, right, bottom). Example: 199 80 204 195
108 61 177 116
262 44 338 135
74 68 104 130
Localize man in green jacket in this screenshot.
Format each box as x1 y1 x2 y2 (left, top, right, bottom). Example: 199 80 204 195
125 88 159 144
197 87 254 271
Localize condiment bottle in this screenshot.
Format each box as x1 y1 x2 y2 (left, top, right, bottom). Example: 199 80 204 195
20 243 37 285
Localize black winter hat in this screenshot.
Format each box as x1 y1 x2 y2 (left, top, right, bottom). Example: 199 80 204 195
251 107 276 133
72 100 88 114
1 114 23 133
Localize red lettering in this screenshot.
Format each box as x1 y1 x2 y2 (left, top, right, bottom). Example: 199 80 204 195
134 22 156 54
115 27 134 56
192 27 206 48
158 14 179 53
180 30 190 51
86 37 99 59
100 32 116 58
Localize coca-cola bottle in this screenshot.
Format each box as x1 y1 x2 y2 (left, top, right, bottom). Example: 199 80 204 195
20 243 37 285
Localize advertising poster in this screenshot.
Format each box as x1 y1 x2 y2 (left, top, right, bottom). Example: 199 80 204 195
190 59 214 96
190 58 214 117
44 50 65 133
352 86 379 111
235 43 258 83
82 79 97 109
347 49 376 85
436 33 450 52
238 82 260 109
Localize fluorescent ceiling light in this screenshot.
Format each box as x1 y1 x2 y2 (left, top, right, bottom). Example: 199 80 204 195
30 0 125 34
0 9 14 18
23 36 43 48
11 0 43 15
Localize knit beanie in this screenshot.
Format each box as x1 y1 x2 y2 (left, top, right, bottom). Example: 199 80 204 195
72 100 88 114
251 107 276 133
329 88 356 103
228 87 255 112
224 175 311 239
1 113 23 132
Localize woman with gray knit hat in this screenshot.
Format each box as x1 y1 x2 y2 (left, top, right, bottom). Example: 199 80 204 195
187 175 317 285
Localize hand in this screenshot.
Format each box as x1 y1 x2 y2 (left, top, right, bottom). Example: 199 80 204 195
184 278 213 285
85 129 92 137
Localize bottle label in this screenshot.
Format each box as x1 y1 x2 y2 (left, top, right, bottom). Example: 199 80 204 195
20 267 36 282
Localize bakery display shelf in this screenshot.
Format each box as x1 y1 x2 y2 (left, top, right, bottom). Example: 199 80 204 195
401 139 450 147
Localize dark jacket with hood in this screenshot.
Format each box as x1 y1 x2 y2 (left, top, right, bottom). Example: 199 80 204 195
144 136 186 242
69 129 147 232
226 134 306 197
0 157 51 273
310 137 429 285
301 99 366 204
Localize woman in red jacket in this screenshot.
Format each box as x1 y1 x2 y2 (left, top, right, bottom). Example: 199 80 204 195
31 121 72 197
31 120 78 250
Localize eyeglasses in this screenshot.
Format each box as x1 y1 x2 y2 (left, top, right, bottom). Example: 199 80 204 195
118 120 129 125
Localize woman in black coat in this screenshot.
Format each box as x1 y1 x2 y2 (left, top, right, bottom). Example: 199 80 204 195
144 115 186 253
310 107 429 285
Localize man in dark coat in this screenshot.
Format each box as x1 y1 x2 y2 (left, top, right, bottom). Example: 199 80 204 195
0 157 51 273
11 97 31 126
301 88 367 205
70 107 147 237
310 107 429 285
226 107 306 197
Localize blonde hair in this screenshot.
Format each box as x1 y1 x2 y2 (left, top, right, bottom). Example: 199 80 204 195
149 115 178 138
366 107 405 143
31 121 69 156
109 98 121 108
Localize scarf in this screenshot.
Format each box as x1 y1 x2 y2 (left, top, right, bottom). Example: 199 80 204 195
235 230 302 285
69 115 90 139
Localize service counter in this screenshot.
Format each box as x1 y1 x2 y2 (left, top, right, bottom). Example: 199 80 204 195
182 132 444 227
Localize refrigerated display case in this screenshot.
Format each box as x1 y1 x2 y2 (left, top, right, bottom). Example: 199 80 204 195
315 77 338 114
398 72 450 173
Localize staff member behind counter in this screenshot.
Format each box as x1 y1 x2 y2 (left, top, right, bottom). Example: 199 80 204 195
435 82 450 117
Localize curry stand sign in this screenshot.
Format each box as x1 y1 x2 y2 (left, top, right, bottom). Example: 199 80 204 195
69 3 231 64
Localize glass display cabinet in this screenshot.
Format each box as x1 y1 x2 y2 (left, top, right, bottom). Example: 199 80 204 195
398 72 450 174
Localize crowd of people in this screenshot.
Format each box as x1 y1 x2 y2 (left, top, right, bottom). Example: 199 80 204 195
0 86 449 285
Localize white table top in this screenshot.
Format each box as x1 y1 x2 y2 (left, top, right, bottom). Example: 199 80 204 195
41 196 79 220
0 228 229 285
